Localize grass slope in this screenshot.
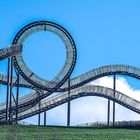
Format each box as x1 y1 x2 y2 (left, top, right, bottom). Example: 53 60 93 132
0 125 140 140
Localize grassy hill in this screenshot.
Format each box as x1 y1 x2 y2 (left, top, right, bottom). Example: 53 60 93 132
0 125 140 140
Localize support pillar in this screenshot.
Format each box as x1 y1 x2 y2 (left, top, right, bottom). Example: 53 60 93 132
15 71 19 124
6 58 10 124
113 74 116 127
44 111 46 126
38 100 41 126
9 58 13 124
107 99 110 126
67 77 71 126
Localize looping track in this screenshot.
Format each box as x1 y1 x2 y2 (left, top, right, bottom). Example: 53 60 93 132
0 21 140 124
12 21 77 91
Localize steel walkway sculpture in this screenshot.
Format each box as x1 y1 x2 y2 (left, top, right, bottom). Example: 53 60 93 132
0 20 140 126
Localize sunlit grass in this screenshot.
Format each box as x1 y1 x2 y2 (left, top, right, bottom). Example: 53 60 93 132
0 125 140 140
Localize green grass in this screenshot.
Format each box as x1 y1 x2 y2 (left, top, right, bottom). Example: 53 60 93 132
0 125 140 140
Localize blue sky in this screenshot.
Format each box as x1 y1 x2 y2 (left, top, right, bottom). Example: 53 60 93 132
1 0 140 125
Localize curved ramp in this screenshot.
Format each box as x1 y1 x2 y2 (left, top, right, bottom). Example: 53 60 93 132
0 65 140 118
0 45 22 61
1 85 139 123
0 64 140 91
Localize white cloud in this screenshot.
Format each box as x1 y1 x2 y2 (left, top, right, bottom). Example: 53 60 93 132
70 97 107 125
91 76 140 101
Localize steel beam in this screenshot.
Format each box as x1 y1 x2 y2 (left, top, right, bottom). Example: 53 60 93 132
67 77 71 126
6 58 10 124
44 111 46 126
107 99 110 126
38 95 41 126
15 72 19 124
113 74 116 126
8 58 13 124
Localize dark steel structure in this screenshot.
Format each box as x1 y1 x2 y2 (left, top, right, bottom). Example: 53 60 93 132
0 20 140 126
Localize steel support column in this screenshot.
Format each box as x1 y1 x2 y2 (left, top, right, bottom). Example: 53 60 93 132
38 96 41 126
67 77 71 126
6 58 10 124
44 111 46 126
107 99 110 126
9 58 13 124
113 74 116 127
15 71 19 124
